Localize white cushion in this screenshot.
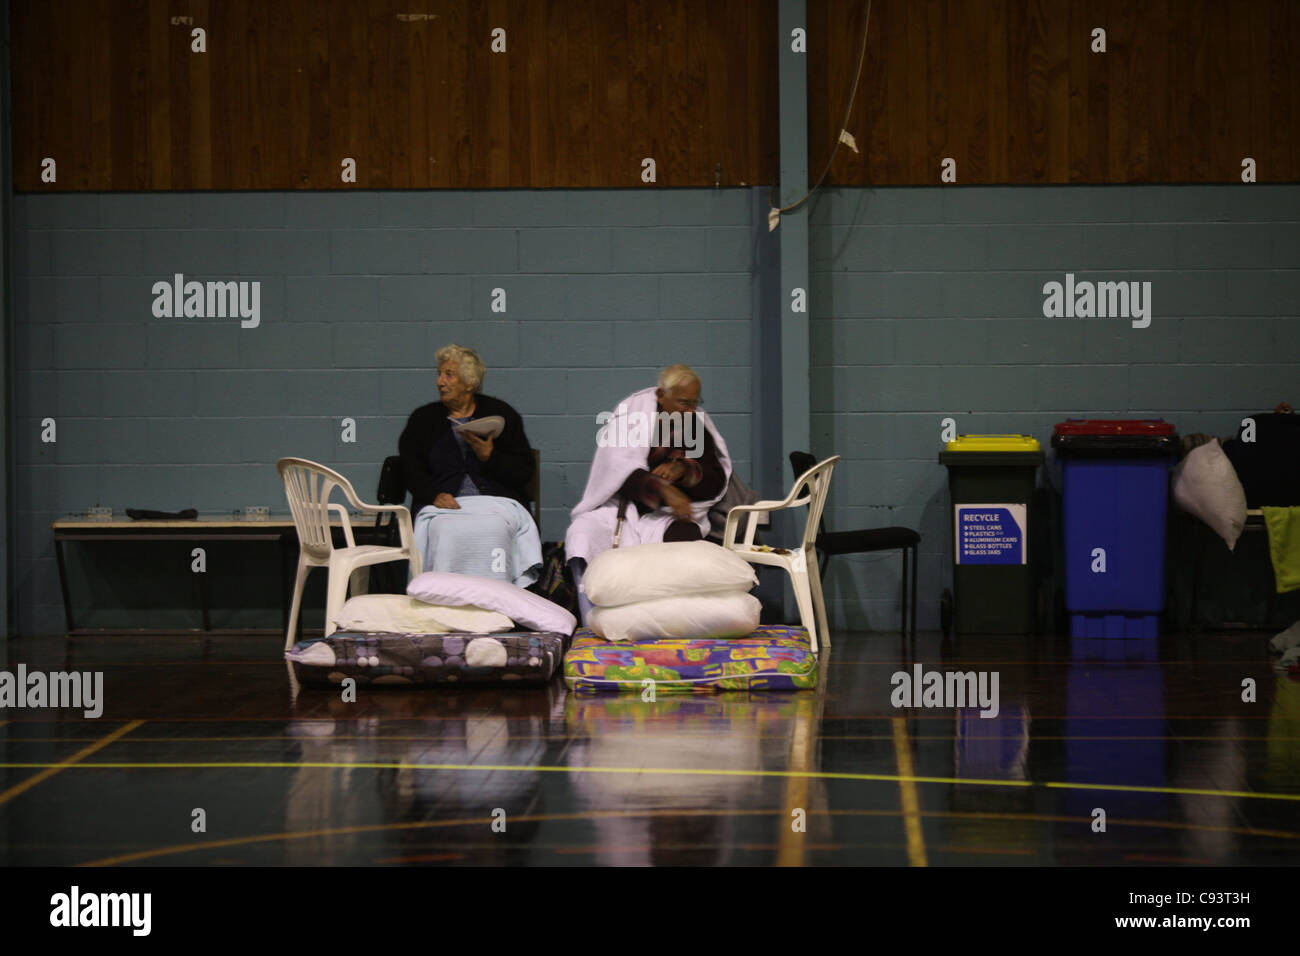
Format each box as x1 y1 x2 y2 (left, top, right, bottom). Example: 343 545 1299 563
1171 439 1248 551
333 594 515 634
588 590 761 642
407 571 577 635
582 540 758 608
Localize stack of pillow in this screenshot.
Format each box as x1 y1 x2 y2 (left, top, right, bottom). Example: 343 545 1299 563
582 540 760 642
285 575 577 685
404 571 577 636
334 593 517 636
335 573 578 637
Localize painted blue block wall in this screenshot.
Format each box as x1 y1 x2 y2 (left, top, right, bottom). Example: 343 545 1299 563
10 190 756 635
809 185 1300 632
8 184 1299 635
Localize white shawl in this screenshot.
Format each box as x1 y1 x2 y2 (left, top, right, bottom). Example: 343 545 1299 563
570 386 733 529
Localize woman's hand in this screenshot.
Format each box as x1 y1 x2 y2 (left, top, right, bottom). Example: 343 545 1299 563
463 431 494 462
651 460 686 482
661 484 693 521
434 493 460 510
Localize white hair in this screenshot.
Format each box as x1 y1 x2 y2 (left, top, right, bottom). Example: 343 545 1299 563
435 344 485 393
657 364 700 393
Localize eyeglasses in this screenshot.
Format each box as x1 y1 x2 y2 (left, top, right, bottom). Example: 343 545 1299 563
672 397 704 409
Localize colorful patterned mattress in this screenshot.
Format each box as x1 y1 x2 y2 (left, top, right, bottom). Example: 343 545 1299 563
563 625 817 694
287 631 568 687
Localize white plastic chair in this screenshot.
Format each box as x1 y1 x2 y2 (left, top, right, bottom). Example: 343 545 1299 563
277 457 421 652
722 455 839 653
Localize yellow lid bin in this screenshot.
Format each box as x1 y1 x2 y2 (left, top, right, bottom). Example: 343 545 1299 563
944 434 1041 452
937 434 1045 636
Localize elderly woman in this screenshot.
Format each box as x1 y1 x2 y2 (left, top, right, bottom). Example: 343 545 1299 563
398 344 541 587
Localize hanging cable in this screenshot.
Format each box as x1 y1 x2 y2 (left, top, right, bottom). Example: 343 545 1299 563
771 0 872 216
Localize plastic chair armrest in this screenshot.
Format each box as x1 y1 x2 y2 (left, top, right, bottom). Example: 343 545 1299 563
391 506 419 575
724 503 772 549
352 502 420 573
328 503 357 548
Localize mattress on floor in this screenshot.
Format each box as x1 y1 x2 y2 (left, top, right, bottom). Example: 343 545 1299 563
563 624 817 694
287 631 568 687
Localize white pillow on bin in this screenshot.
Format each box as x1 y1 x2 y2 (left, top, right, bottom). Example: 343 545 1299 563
1171 439 1248 551
588 591 761 643
334 594 515 634
407 571 577 635
582 540 758 608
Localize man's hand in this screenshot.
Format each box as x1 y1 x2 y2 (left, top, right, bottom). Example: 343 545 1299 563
463 431 494 462
652 460 686 482
661 484 693 521
434 493 460 510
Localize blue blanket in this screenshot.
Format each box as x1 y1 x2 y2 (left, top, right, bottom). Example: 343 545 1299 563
414 496 542 588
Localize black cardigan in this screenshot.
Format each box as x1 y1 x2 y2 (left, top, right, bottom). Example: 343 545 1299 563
397 394 535 516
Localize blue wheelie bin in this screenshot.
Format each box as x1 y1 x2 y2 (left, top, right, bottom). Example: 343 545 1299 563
1051 419 1179 638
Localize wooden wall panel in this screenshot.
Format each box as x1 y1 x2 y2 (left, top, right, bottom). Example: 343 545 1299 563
811 0 1300 184
11 0 1297 190
11 0 779 190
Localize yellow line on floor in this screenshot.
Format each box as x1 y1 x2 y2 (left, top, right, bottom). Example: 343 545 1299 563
0 720 144 808
7 733 1299 743
776 778 809 866
83 809 786 867
926 809 1300 842
0 759 1033 787
1 714 1290 723
81 804 1300 867
1043 780 1300 801
776 709 816 867
891 717 928 867
3 758 1299 804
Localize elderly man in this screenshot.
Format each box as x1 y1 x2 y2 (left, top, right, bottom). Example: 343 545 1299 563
565 364 733 621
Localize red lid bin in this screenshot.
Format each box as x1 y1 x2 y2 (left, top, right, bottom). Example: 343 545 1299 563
1051 419 1178 457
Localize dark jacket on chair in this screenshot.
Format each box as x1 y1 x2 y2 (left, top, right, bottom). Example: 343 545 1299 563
398 394 535 517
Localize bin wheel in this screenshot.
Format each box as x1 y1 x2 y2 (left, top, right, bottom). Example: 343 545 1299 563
940 588 953 640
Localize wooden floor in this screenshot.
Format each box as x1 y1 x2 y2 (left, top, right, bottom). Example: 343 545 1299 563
1 629 1297 866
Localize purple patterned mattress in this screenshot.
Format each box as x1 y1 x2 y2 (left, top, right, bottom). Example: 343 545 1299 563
287 631 568 687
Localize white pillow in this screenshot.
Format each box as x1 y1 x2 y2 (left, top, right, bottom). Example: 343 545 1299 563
407 571 577 635
588 590 761 642
1172 439 1248 550
333 594 514 634
583 540 758 608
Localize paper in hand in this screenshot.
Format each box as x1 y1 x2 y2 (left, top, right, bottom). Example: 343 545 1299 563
451 415 505 440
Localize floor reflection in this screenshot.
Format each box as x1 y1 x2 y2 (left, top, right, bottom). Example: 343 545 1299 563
561 692 828 865
1 632 1296 865
282 683 565 864
1062 642 1171 857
